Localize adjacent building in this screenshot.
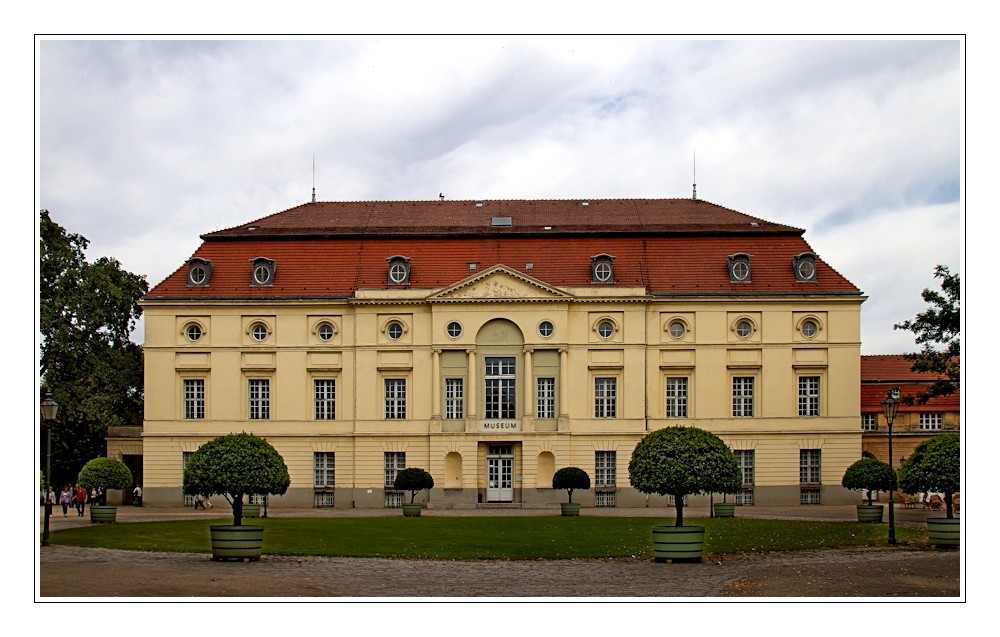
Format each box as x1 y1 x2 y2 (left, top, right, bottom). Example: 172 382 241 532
130 198 866 508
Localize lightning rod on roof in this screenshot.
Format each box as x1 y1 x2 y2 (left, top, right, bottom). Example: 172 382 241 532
692 150 697 200
311 154 316 203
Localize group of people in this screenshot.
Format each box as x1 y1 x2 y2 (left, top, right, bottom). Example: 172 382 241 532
45 484 91 517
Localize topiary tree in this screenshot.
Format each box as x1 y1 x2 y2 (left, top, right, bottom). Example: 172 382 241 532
841 457 896 506
393 467 435 504
182 432 290 525
552 467 590 504
629 426 742 527
78 457 133 506
899 434 960 519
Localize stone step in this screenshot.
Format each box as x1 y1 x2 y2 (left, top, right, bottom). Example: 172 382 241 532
476 503 522 509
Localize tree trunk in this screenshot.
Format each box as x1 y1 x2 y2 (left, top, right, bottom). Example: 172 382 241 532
867 490 873 506
568 489 573 504
675 495 684 527
232 493 243 526
410 491 416 504
944 492 953 519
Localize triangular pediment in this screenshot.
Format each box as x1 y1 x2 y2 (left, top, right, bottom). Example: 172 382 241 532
428 265 573 301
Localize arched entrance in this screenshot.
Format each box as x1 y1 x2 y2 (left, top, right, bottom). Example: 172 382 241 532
476 319 524 502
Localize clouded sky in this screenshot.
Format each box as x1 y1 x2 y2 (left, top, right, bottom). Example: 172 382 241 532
39 39 961 353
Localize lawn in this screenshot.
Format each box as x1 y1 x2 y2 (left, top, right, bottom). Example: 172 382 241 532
48 517 924 560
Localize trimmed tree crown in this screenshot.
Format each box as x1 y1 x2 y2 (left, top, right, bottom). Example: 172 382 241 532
393 467 435 494
628 426 742 497
899 434 960 497
552 467 591 492
78 457 133 491
841 458 896 494
182 432 290 499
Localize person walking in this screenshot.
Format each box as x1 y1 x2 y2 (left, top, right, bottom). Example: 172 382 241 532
132 485 143 507
58 486 72 517
74 483 87 517
46 486 56 510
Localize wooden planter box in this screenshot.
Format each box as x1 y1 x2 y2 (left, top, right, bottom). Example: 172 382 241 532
210 525 264 561
652 525 705 563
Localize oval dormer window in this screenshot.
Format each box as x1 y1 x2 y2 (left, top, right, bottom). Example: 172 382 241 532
249 257 275 286
386 256 411 286
186 258 213 287
591 254 615 284
793 253 818 282
728 254 753 283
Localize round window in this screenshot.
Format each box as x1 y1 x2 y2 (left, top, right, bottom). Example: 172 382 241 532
736 320 753 338
252 324 268 342
798 259 816 280
253 264 270 285
387 323 403 340
318 324 334 342
733 260 750 281
186 324 202 342
190 266 206 285
538 321 554 338
389 262 407 284
801 320 818 338
598 321 614 339
595 261 612 282
447 322 462 338
669 321 686 339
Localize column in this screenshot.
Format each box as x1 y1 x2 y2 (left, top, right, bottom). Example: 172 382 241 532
466 348 477 432
558 347 570 431
522 347 534 432
430 349 442 432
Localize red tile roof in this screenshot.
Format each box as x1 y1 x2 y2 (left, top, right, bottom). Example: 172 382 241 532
861 355 958 382
860 355 960 412
861 384 960 412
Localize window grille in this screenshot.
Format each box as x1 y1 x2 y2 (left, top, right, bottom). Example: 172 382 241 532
800 449 821 484
184 379 204 420
537 378 555 419
314 492 335 507
798 376 820 416
733 377 754 417
385 452 406 487
595 451 617 487
385 492 404 508
919 413 943 430
384 379 406 419
862 413 878 431
249 494 268 506
315 379 335 420
249 379 270 420
800 489 820 505
735 449 755 487
595 491 616 507
668 495 686 507
314 452 335 488
666 377 688 418
485 357 516 419
595 378 617 418
445 378 464 419
183 452 194 506
736 489 754 506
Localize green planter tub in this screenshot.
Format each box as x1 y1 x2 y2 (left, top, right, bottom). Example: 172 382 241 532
241 504 261 518
561 503 581 516
927 517 960 547
652 526 705 563
856 505 884 523
89 506 118 523
402 504 423 517
713 503 735 518
210 525 264 561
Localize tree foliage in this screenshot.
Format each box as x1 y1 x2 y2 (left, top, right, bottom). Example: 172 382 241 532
893 265 960 405
841 458 895 506
628 426 742 526
182 433 290 525
552 467 591 503
393 467 435 504
78 457 134 504
899 434 960 518
40 210 148 487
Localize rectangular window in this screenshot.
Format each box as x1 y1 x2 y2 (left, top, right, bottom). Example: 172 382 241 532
800 489 820 505
735 449 755 486
595 491 616 507
666 377 688 418
736 489 754 506
798 376 820 416
733 377 754 417
862 413 878 431
249 379 270 420
537 378 556 419
384 451 406 488
385 492 404 508
184 379 205 420
919 413 943 430
183 452 194 507
595 378 617 418
314 452 335 487
595 451 617 487
485 357 516 419
315 492 335 507
445 378 464 419
800 449 821 484
314 379 335 420
384 379 406 419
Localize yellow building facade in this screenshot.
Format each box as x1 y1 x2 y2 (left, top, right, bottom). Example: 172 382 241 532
131 198 866 508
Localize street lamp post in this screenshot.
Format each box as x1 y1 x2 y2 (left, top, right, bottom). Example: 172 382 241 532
881 391 900 545
40 392 60 547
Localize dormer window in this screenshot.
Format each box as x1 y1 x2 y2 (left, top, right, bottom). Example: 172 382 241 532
186 258 213 287
793 253 818 282
728 254 753 282
386 255 411 285
249 257 275 286
591 254 615 284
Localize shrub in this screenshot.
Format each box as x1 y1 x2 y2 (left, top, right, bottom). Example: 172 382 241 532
899 434 960 518
552 467 590 504
78 458 133 505
393 467 435 504
628 426 742 527
182 432 290 525
841 457 896 506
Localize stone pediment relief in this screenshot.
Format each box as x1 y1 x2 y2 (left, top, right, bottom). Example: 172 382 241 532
429 265 572 301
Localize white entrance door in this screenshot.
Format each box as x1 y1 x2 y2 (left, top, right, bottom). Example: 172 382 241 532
487 445 514 502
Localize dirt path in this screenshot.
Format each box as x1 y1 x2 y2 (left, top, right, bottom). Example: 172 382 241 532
40 545 959 598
